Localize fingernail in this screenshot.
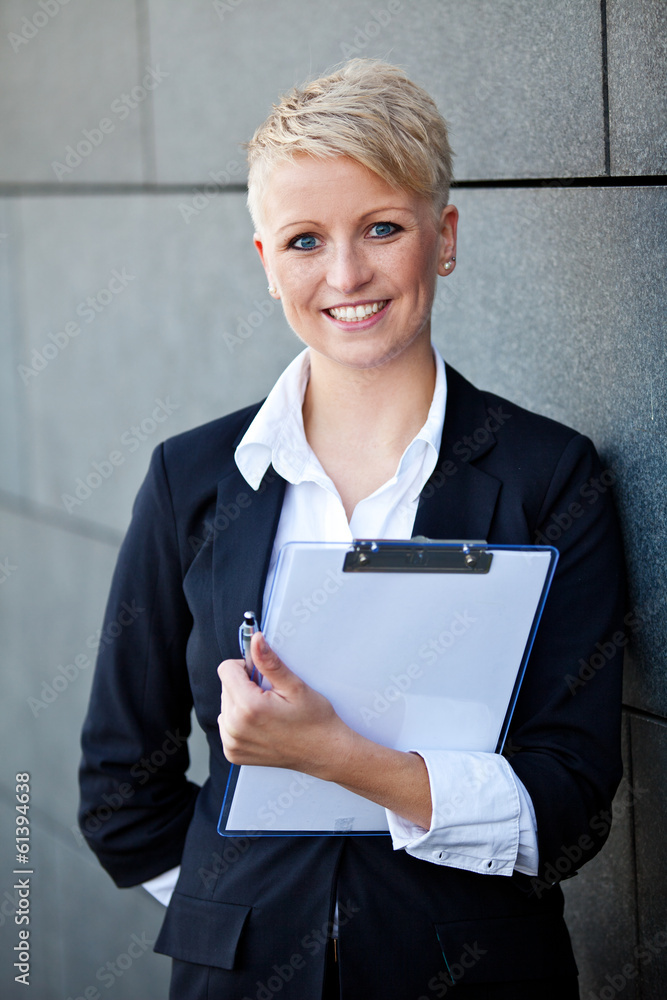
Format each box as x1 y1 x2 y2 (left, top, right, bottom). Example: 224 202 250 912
258 634 269 655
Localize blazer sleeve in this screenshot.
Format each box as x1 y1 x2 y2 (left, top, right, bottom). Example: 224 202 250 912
506 432 626 888
78 443 199 887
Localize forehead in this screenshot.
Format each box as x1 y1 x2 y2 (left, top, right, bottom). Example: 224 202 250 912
260 154 425 231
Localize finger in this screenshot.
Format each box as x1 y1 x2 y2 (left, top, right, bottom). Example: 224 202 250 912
217 660 262 738
217 657 257 697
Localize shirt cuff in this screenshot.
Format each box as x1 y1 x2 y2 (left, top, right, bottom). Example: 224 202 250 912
385 750 538 877
142 865 180 906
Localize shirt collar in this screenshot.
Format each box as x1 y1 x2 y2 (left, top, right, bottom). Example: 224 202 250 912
235 347 447 491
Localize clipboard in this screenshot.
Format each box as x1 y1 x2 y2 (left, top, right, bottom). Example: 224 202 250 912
218 538 558 837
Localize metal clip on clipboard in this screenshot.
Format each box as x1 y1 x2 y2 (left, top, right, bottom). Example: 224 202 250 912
343 538 493 573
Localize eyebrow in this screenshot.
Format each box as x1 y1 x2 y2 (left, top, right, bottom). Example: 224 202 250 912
276 220 320 235
276 206 416 235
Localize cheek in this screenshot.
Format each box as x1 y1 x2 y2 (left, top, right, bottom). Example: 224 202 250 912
414 232 440 269
396 256 438 305
275 261 318 300
275 280 320 338
388 233 439 281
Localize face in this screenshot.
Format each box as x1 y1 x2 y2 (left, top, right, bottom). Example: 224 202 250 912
254 155 457 373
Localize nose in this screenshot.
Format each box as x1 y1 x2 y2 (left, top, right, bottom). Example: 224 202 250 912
326 242 373 295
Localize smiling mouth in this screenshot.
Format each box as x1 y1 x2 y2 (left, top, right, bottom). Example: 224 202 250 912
326 300 388 322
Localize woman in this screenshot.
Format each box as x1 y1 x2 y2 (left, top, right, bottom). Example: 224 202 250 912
79 60 625 999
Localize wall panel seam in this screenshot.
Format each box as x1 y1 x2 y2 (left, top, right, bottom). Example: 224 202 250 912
600 0 611 176
0 178 665 197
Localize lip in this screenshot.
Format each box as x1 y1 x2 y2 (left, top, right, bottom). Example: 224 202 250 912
322 299 391 330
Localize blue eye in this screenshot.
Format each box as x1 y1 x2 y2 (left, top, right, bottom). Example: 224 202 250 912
369 222 399 238
289 234 321 251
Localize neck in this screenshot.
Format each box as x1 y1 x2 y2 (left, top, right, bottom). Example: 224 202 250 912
301 337 437 518
304 338 435 443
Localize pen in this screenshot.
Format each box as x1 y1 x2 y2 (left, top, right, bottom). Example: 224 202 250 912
238 610 262 685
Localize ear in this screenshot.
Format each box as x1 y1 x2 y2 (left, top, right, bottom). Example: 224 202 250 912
436 204 459 277
254 234 280 298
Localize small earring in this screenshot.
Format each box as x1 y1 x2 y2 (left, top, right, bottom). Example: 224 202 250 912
444 256 456 271
268 284 277 294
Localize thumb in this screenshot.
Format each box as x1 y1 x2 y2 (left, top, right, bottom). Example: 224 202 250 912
251 632 296 686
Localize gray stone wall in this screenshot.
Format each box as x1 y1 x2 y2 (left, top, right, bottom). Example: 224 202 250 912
0 2 664 997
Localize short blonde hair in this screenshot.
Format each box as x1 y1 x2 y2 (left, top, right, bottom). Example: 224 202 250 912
246 59 454 230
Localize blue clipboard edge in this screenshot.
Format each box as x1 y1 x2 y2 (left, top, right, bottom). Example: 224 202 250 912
493 544 559 754
217 541 559 838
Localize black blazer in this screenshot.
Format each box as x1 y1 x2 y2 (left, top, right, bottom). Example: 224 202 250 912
79 363 625 996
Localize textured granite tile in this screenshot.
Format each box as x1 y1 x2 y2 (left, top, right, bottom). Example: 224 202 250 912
15 192 298 533
0 0 144 183
563 713 638 998
0 199 24 494
607 0 667 175
0 509 119 829
435 185 667 716
397 0 606 180
0 797 171 999
629 714 667 998
149 0 606 183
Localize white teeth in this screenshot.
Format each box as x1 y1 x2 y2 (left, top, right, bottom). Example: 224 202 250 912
328 300 387 321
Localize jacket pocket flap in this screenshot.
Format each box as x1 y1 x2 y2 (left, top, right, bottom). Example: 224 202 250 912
434 913 577 984
155 892 251 970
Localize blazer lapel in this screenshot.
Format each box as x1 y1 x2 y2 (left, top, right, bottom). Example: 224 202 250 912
212 465 286 658
413 364 501 541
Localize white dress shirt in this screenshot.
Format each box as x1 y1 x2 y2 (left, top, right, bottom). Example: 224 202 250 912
144 346 538 906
